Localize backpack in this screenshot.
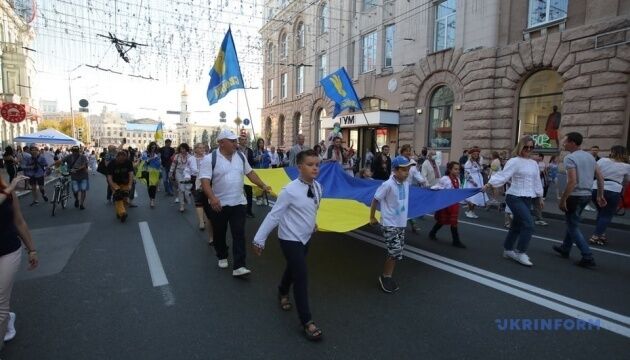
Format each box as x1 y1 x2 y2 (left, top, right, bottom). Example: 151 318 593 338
208 149 247 186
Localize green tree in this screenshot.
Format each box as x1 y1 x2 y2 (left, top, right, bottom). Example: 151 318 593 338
201 129 209 144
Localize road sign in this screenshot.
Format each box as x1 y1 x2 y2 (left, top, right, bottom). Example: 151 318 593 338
79 99 89 107
242 118 250 126
79 107 89 112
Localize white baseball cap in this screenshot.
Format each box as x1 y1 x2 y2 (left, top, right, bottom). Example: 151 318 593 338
216 129 238 141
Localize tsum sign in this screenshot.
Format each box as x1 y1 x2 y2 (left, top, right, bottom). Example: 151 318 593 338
320 110 400 129
340 115 355 126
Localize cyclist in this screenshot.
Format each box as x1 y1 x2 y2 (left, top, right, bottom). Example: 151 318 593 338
56 145 89 209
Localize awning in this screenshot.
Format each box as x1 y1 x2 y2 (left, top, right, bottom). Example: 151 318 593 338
320 110 399 129
13 128 82 145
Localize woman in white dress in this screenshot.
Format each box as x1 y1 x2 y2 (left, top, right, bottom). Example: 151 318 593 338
464 146 488 218
169 143 197 212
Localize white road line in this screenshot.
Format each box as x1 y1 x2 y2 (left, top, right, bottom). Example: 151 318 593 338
348 230 630 339
458 220 630 259
138 222 170 287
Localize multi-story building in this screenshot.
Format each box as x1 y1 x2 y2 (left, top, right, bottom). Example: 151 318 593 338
260 0 630 163
0 0 39 148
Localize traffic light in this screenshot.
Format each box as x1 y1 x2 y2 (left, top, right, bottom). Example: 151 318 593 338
77 128 83 139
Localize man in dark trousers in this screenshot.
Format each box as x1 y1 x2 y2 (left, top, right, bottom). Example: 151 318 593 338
159 139 175 196
239 134 256 217
371 145 391 180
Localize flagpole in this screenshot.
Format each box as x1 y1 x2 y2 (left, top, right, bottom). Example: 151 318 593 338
243 88 256 137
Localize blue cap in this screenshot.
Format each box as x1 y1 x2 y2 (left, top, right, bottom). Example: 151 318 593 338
392 155 415 168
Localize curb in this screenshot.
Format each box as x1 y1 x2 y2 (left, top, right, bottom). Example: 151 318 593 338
542 210 630 231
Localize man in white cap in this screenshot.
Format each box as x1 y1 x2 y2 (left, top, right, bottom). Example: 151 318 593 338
199 129 272 277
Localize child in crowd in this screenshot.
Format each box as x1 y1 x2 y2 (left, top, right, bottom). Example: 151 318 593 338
428 161 467 248
253 149 324 341
370 156 413 293
358 167 373 180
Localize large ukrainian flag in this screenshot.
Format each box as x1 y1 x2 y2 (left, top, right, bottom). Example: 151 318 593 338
207 28 245 105
248 163 480 233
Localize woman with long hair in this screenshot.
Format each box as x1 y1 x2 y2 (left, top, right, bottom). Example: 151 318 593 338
588 145 630 245
138 142 162 208
485 136 543 267
0 174 38 348
253 138 271 169
170 143 196 212
3 146 18 183
191 143 213 244
463 146 488 218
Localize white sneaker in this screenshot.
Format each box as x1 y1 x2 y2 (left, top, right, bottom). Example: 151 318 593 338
217 259 228 269
503 250 516 259
465 211 478 219
514 252 533 267
4 312 16 341
232 267 251 277
174 197 180 203
255 198 263 206
535 220 548 226
585 204 595 211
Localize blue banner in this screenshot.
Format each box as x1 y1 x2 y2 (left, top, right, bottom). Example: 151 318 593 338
207 28 245 105
320 67 362 118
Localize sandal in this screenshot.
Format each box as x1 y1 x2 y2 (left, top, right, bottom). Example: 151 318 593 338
598 234 608 246
278 294 292 311
588 235 600 245
303 321 323 341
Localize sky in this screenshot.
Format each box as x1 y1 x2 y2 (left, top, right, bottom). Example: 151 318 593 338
30 0 265 131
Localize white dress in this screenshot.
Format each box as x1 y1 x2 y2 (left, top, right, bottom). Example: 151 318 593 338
464 159 489 206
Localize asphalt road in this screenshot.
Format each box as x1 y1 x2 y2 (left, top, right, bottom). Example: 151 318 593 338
2 173 629 359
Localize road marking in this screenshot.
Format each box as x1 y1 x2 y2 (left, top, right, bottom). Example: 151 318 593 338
348 229 630 338
138 222 175 306
458 220 630 259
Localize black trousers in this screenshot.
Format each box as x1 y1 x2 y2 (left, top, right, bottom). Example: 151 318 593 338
278 239 311 326
244 185 253 214
204 204 247 269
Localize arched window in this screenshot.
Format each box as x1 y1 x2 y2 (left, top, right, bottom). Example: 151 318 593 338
319 3 329 34
293 112 303 142
361 97 389 111
278 114 286 147
266 42 274 64
265 117 272 144
428 86 454 149
296 22 305 49
279 32 288 59
518 70 563 150
316 108 327 143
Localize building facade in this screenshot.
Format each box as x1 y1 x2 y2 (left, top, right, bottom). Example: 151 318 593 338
260 0 630 163
0 0 39 148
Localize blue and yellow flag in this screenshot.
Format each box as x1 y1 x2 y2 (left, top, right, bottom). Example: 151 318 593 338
154 122 164 142
207 28 245 105
247 163 480 233
320 67 362 118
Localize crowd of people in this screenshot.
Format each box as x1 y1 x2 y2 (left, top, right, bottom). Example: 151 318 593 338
1 128 629 343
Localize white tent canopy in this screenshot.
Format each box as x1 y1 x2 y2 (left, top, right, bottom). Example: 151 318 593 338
13 128 82 146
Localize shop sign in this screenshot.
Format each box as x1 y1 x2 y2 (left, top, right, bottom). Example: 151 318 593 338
340 115 355 126
1 103 27 123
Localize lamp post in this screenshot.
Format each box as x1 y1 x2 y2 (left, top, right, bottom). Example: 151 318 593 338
68 75 81 140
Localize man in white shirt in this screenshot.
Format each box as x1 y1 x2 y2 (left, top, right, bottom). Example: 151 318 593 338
288 134 308 167
200 129 271 277
269 146 280 168
421 149 441 187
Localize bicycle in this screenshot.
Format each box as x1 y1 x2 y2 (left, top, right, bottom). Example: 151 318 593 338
51 170 72 216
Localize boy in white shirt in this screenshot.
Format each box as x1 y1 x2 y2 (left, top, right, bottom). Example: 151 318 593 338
370 156 413 293
253 149 323 341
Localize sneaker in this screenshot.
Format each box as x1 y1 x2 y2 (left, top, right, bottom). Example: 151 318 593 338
575 257 596 268
199 222 205 231
465 211 478 219
503 250 516 259
378 275 398 293
217 259 228 269
80 204 86 210
584 204 596 211
4 312 16 341
174 197 180 203
552 245 570 258
120 213 128 223
255 198 263 206
535 220 548 226
514 252 533 267
232 267 251 277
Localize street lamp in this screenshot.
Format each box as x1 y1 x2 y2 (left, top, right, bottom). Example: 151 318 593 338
68 75 81 140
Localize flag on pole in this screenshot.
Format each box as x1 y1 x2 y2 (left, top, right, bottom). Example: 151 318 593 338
320 67 362 117
154 121 164 142
207 28 245 105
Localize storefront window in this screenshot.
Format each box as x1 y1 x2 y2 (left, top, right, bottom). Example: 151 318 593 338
375 128 388 150
361 97 388 111
428 86 454 149
518 70 563 151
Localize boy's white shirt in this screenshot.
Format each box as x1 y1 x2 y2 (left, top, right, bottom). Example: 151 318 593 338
374 175 410 227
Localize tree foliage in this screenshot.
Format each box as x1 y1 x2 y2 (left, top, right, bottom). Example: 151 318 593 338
38 115 91 144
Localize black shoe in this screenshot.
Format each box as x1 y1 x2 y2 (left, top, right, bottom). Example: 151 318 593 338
75 199 79 208
452 241 467 249
552 245 570 258
29 201 39 206
42 195 49 202
120 213 128 223
378 275 399 293
575 258 596 268
80 204 86 210
246 212 255 218
428 233 437 241
128 203 138 208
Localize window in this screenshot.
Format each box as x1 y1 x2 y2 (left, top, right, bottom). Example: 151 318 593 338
528 0 568 27
361 31 377 73
281 73 288 98
316 108 327 143
318 53 328 79
278 115 286 146
293 112 303 141
518 70 563 151
280 33 288 59
363 0 377 10
296 66 305 94
384 24 395 68
361 97 389 111
296 22 305 48
319 2 329 34
265 117 272 144
267 78 274 103
434 0 456 51
428 86 454 149
266 42 274 64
